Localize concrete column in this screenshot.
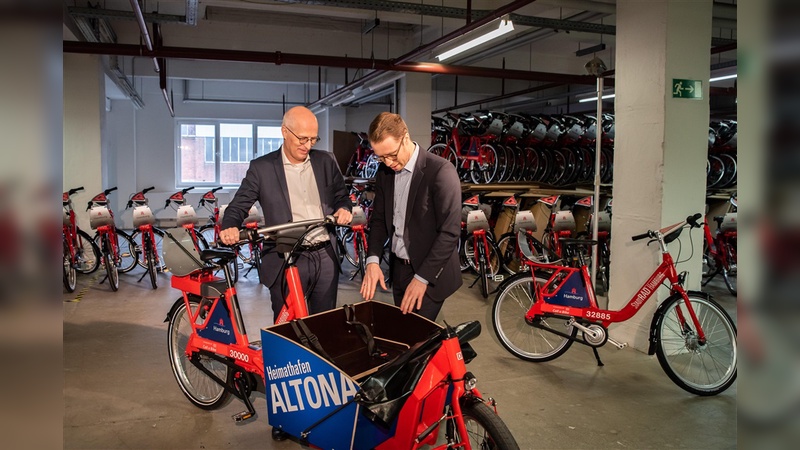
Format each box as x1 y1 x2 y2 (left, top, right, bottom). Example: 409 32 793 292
64 53 104 232
609 0 712 350
398 72 432 148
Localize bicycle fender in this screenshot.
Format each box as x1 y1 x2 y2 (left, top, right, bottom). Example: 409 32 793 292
648 290 712 355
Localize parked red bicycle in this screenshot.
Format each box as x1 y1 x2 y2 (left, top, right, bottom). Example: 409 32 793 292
701 211 737 296
87 187 137 291
492 213 737 396
62 186 100 292
125 187 162 289
164 216 519 449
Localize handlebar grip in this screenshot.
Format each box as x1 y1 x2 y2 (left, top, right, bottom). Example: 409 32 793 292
86 201 92 211
69 187 84 195
631 231 651 242
143 186 155 194
182 186 195 194
164 199 171 208
126 200 133 209
686 213 702 228
212 187 223 193
105 187 118 194
239 228 257 241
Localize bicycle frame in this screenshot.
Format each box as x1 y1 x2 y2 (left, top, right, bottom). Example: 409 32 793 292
523 222 706 341
375 332 481 449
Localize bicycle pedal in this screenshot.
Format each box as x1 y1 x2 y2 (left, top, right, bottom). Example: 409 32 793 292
232 411 255 422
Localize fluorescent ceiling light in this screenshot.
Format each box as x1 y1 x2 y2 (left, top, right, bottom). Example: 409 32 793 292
579 94 615 103
436 19 514 62
709 74 737 82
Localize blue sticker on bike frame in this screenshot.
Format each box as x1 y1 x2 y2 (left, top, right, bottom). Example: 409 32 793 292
261 329 391 450
197 301 236 345
547 271 590 307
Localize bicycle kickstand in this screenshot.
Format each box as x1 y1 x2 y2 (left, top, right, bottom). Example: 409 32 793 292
592 347 604 367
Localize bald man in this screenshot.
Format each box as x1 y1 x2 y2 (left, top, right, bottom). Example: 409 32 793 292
220 106 352 321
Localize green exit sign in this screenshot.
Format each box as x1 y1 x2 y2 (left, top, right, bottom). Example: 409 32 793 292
672 79 703 99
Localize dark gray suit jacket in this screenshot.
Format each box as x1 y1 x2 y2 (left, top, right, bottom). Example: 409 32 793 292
367 148 463 302
221 148 351 287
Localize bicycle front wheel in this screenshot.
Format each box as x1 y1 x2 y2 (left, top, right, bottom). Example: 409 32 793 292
492 273 575 362
167 296 231 409
448 401 520 450
654 292 737 396
145 238 158 289
131 227 166 272
63 241 77 292
103 234 119 292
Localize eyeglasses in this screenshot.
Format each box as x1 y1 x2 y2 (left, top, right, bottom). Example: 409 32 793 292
284 126 321 146
377 135 405 162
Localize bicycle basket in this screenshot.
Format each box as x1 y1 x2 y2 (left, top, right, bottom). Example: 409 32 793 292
719 213 737 232
466 209 490 233
176 205 198 226
351 205 367 226
88 206 114 229
243 205 264 226
552 210 576 233
513 210 536 233
132 205 156 227
162 227 204 276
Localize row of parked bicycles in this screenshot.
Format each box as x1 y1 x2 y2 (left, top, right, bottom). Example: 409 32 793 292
343 112 738 193
62 186 265 293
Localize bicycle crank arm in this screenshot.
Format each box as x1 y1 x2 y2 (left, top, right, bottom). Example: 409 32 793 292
606 338 627 349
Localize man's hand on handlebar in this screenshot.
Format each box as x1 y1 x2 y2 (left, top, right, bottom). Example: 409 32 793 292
219 227 240 246
333 207 353 225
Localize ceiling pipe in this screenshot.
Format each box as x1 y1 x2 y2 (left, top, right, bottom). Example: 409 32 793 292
63 41 599 86
128 0 160 73
153 23 174 117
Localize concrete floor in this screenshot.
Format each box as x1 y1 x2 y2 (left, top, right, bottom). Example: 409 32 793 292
64 261 736 449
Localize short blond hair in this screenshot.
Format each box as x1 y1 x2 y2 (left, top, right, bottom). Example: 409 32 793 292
368 112 408 144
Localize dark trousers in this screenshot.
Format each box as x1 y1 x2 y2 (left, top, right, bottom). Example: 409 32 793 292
267 245 338 321
391 260 443 322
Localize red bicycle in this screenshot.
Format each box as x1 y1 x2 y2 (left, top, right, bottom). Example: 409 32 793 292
62 186 101 292
165 217 519 449
87 187 137 291
125 187 163 289
492 214 737 396
701 211 737 296
428 111 501 184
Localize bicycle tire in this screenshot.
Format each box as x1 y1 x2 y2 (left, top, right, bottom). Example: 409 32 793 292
131 227 166 272
357 240 367 281
63 241 77 292
721 240 737 295
706 155 725 188
492 273 575 362
478 244 490 299
451 400 520 450
75 229 101 274
145 238 158 289
103 234 119 292
653 292 737 396
717 153 737 188
464 235 501 276
96 229 138 274
470 144 499 184
167 296 232 409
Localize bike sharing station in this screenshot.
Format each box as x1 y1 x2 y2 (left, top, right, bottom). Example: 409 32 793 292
62 1 742 449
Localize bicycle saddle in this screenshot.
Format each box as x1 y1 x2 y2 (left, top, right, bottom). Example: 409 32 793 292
199 247 236 262
558 237 597 246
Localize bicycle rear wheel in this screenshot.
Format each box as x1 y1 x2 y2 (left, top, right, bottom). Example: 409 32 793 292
75 229 101 274
167 296 232 409
447 400 520 450
492 273 575 362
654 292 737 396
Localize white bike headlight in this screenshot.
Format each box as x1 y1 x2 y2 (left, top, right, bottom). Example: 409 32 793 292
464 371 477 391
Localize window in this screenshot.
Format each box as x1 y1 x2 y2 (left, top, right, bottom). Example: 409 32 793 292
177 121 283 187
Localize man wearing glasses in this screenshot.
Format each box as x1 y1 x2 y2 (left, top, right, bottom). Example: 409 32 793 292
220 106 352 324
360 112 462 321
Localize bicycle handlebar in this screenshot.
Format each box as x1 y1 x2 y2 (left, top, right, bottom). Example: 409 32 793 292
126 186 156 209
236 216 336 244
68 187 84 196
105 187 118 195
631 213 703 242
